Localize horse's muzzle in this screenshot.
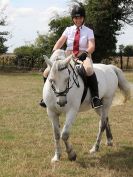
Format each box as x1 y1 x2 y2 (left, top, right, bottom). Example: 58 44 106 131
57 100 67 107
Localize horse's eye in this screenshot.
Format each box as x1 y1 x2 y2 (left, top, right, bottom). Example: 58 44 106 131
49 79 55 84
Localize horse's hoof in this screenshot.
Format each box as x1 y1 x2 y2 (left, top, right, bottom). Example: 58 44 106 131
90 148 96 154
90 145 99 154
51 158 59 163
106 141 113 146
68 151 77 161
51 155 60 163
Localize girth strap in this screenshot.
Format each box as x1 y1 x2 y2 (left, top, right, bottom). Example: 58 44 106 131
81 85 88 104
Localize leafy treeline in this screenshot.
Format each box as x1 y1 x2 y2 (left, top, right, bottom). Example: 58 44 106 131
118 44 133 69
13 17 72 68
1 0 133 69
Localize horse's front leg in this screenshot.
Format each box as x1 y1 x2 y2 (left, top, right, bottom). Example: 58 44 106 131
61 110 77 161
47 109 61 162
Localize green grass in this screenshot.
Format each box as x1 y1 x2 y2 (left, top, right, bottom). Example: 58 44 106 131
125 71 133 82
0 72 133 177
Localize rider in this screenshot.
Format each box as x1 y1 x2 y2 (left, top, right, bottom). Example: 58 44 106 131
40 3 103 108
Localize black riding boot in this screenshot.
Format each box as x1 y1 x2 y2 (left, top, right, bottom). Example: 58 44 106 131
39 77 47 108
87 73 103 108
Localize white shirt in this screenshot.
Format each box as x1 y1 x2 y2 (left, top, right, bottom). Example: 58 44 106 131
62 25 94 51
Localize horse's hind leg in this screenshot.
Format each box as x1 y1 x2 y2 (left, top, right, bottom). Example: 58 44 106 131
90 108 107 153
61 110 77 161
47 109 61 162
103 99 113 146
90 99 113 153
105 117 113 146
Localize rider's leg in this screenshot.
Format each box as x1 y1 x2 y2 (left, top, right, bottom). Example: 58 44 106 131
83 57 103 109
39 67 49 108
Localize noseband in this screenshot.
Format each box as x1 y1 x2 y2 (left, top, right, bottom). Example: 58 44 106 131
51 79 70 97
50 64 80 97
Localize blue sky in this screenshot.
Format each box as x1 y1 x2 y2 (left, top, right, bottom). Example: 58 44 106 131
0 0 133 52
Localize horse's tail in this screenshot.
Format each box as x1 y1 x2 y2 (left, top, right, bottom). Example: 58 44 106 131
110 65 131 103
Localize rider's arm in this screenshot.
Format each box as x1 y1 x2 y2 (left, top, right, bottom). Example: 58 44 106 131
53 35 67 51
86 38 95 57
76 38 95 62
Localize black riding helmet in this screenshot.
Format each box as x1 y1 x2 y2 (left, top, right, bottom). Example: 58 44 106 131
71 4 85 18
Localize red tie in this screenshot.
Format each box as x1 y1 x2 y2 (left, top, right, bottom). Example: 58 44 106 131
73 28 80 56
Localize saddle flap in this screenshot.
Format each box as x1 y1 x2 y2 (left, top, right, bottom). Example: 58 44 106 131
76 64 88 104
76 64 87 87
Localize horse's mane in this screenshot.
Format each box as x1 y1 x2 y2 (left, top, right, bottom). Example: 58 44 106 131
50 49 66 63
49 49 76 72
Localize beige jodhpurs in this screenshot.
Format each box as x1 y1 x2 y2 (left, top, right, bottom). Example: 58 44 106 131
43 66 50 78
43 51 94 78
66 50 94 76
83 57 94 76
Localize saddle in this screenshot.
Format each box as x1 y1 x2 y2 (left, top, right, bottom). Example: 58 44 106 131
76 64 88 104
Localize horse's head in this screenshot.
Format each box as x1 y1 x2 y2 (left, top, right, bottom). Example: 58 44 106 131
44 54 72 107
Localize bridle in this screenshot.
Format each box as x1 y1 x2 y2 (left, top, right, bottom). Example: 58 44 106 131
50 63 80 97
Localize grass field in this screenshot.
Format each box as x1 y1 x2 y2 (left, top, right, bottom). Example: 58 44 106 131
0 71 133 177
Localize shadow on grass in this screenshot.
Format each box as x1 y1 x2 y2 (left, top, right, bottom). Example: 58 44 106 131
77 145 133 171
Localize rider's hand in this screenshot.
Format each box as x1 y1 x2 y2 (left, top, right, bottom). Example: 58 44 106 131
78 52 88 61
72 54 83 64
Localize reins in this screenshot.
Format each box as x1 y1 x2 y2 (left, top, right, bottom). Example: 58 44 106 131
50 62 80 97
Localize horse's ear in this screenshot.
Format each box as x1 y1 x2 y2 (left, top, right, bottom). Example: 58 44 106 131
65 55 72 64
43 55 52 67
61 55 72 67
58 55 72 71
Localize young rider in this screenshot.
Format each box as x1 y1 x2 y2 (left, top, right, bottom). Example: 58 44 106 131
40 3 103 108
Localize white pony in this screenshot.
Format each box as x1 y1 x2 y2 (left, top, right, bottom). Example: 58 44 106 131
43 49 131 162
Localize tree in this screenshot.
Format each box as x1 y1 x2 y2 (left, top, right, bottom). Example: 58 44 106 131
124 45 133 68
34 16 72 57
84 0 133 62
124 45 133 56
14 45 43 68
0 10 8 54
119 44 124 69
34 32 55 57
48 16 72 51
